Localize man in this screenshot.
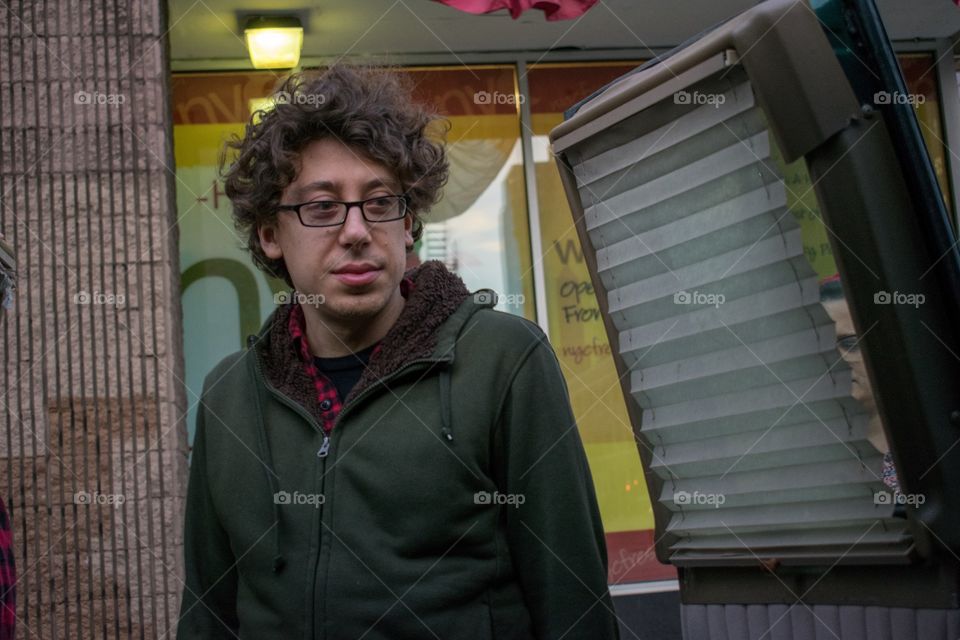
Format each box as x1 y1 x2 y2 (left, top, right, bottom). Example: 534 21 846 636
177 65 619 639
819 274 899 497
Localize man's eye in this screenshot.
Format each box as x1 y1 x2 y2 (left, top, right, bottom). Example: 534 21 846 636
836 335 860 352
305 202 340 213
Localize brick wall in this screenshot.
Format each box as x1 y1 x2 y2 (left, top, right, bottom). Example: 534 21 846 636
0 1 187 637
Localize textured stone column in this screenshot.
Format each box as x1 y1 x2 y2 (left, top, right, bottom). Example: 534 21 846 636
0 1 187 638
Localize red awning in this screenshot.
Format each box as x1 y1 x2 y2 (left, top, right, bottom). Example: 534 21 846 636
434 0 599 21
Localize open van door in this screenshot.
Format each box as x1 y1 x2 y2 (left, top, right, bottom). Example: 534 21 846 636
550 0 960 637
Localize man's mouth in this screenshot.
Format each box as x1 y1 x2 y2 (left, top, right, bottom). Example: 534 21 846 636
332 263 382 287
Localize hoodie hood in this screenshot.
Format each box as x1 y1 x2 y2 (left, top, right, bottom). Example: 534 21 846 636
249 259 480 408
244 259 494 573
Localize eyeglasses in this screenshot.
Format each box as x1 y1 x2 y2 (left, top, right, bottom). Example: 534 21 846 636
277 194 409 228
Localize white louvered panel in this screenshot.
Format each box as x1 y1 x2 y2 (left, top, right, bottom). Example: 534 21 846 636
617 279 823 369
633 327 837 406
595 185 788 289
575 81 757 188
670 525 910 552
559 67 908 564
660 457 886 510
670 545 912 566
586 163 780 253
583 131 775 239
648 416 874 476
606 227 805 318
639 350 841 407
614 272 824 362
665 497 890 535
640 373 865 443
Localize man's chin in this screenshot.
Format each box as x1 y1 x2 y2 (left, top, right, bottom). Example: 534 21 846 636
319 293 388 320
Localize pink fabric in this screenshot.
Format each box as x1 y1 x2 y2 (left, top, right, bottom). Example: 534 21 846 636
434 0 598 21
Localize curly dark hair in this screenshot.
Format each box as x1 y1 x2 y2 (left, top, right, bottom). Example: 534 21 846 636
220 64 450 286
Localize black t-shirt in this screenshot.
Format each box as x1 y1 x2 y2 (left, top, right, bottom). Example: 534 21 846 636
314 342 379 402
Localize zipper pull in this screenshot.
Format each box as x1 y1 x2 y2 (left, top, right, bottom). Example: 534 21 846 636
317 433 331 458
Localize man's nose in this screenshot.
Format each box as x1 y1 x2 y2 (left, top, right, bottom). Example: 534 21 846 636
339 204 371 243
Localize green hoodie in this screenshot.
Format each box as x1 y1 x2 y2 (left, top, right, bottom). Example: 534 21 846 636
177 260 620 640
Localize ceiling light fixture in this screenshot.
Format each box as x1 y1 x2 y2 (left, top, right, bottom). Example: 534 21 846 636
244 16 303 70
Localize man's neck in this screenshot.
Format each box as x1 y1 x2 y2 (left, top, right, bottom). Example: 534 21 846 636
300 291 405 358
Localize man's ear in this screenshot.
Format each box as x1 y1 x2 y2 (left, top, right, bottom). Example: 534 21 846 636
258 221 284 260
403 214 416 252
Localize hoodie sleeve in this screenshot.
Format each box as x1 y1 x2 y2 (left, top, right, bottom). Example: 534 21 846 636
494 334 621 640
177 395 240 639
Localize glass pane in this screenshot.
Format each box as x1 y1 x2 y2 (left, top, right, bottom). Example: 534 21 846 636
172 71 285 445
899 53 952 217
529 62 678 585
406 66 534 318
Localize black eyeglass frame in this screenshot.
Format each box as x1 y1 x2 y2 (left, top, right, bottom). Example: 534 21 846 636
276 194 410 228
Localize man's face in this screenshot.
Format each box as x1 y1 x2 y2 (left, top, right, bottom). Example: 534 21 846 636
822 296 889 453
259 137 414 324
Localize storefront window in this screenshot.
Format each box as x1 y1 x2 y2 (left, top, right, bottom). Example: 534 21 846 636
528 62 678 585
899 53 952 216
407 66 534 318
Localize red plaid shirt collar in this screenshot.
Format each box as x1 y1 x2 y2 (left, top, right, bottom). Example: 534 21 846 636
287 276 414 433
0 495 14 640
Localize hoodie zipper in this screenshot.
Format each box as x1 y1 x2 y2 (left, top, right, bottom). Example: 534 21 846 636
314 358 441 638
252 346 450 639
249 350 330 640
317 433 331 457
